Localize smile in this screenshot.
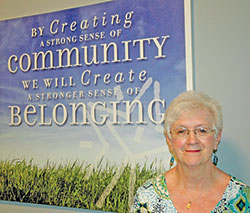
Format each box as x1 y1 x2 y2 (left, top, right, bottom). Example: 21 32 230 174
185 150 201 153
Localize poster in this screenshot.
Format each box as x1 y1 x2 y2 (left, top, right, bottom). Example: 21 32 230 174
0 0 193 212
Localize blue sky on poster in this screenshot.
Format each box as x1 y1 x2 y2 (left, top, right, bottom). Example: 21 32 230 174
0 0 188 167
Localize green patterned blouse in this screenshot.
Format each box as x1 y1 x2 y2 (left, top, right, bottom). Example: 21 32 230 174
131 174 250 212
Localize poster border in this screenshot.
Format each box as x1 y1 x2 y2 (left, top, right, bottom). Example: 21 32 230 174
184 0 194 91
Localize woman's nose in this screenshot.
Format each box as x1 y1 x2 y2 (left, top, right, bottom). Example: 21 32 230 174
186 130 198 144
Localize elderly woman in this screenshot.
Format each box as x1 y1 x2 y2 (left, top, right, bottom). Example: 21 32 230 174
131 91 250 212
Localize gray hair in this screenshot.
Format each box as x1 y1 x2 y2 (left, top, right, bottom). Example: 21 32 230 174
164 91 223 138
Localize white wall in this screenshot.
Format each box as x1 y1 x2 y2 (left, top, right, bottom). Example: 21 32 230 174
0 0 110 21
0 0 249 212
193 0 250 185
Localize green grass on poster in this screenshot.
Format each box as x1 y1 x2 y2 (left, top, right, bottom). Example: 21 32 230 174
0 159 163 212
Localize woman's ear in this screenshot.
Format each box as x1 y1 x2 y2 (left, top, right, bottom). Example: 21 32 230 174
164 131 173 152
215 129 222 150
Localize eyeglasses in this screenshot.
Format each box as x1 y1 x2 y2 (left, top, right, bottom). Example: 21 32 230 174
170 127 215 138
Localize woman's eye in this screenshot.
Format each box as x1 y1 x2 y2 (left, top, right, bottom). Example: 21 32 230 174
198 128 208 134
177 129 186 134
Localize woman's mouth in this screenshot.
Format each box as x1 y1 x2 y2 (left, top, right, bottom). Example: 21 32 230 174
185 150 201 153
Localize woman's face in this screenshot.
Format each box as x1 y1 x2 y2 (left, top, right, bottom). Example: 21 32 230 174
166 108 221 168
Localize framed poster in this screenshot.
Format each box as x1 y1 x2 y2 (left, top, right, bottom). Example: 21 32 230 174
0 0 193 212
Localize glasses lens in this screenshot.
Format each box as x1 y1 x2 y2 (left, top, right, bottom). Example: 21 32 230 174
196 127 209 136
172 128 188 137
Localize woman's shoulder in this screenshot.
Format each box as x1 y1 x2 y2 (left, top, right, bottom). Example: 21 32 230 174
217 169 249 195
229 176 250 195
219 176 250 212
135 174 160 195
136 177 155 192
229 176 250 190
131 174 176 212
136 174 171 199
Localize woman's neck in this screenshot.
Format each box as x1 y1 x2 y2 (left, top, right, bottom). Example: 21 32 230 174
164 163 231 212
173 163 218 191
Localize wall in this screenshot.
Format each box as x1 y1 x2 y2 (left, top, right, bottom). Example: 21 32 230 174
193 0 250 184
0 0 249 212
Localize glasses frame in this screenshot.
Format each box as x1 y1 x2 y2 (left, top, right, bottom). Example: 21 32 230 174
170 126 216 139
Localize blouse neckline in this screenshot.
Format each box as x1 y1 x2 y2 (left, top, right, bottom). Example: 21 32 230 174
152 174 235 211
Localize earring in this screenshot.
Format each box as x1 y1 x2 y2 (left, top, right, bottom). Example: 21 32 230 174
169 156 175 169
213 150 218 166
